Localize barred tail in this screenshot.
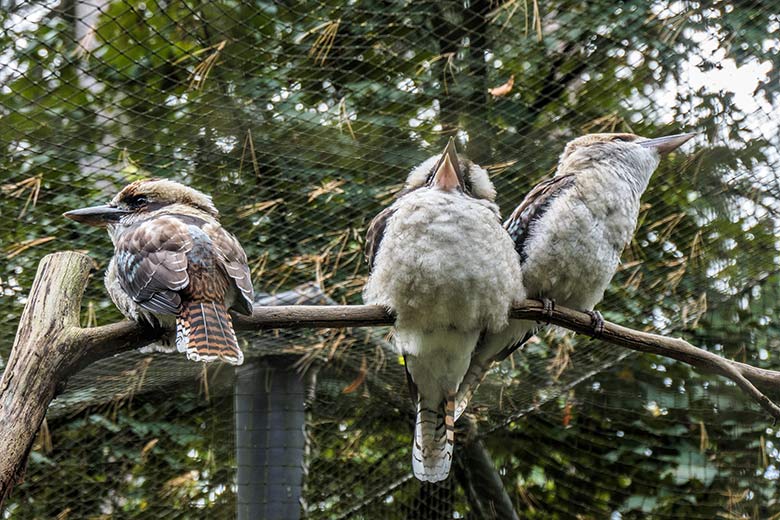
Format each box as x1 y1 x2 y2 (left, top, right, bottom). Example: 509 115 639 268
412 395 454 483
454 324 535 422
176 301 244 365
454 360 490 422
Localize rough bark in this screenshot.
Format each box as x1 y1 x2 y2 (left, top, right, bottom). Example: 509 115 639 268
0 253 94 505
4 250 780 509
0 252 158 505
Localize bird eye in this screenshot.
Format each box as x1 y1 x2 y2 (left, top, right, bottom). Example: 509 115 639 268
611 135 634 142
127 195 148 208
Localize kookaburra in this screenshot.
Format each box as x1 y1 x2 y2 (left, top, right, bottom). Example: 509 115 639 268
363 139 524 482
64 179 254 365
454 132 695 420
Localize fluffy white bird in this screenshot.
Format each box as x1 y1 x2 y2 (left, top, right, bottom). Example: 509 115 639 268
363 139 524 482
454 132 695 420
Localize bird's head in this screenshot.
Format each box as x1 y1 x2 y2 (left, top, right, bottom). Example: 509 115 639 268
558 132 695 180
63 179 218 227
404 137 497 200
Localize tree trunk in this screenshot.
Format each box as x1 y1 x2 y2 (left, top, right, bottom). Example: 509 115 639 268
462 0 492 164
0 253 93 504
74 0 121 181
433 4 459 139
0 252 158 507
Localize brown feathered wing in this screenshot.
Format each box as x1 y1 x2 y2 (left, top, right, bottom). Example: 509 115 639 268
115 216 253 365
364 205 396 273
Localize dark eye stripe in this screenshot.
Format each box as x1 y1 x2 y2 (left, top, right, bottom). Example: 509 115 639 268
119 194 150 209
129 195 148 208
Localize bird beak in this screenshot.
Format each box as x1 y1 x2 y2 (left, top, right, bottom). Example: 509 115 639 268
640 132 696 155
431 137 464 191
63 205 129 227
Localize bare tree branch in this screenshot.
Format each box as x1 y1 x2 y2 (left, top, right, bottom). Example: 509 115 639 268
3 250 780 509
510 302 780 418
454 416 520 520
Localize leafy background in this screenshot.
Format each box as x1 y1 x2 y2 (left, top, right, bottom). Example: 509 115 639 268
1 0 780 517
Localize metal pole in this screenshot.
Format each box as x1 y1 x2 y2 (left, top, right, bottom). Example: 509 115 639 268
235 359 305 520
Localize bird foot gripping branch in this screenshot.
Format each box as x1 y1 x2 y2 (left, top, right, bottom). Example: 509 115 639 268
586 310 605 339
542 298 555 322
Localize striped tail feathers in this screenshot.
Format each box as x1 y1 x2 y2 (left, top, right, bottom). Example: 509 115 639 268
454 323 535 422
454 357 491 423
412 394 455 483
176 301 244 365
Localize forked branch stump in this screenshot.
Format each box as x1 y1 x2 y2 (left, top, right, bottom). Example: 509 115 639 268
0 253 95 503
0 252 158 504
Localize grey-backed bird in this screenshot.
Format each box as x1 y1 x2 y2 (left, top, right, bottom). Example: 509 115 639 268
363 139 524 482
454 132 695 420
64 179 254 365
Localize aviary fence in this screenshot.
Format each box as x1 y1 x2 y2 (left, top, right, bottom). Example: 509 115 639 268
1 0 780 518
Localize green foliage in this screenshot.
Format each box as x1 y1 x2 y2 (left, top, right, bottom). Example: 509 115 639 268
1 0 780 517
6 393 235 519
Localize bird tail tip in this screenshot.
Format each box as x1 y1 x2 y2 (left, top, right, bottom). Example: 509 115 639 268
412 396 454 482
176 301 244 365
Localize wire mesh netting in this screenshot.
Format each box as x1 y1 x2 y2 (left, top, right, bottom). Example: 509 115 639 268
2 0 780 517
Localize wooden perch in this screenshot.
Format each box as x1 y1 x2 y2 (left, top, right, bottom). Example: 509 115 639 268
3 250 780 507
0 253 160 506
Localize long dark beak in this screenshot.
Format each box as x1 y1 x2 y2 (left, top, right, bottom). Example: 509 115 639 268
431 137 464 191
63 205 129 227
640 132 696 155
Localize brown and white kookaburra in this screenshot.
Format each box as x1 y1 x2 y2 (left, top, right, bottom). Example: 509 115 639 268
363 139 524 482
453 132 696 420
64 179 254 365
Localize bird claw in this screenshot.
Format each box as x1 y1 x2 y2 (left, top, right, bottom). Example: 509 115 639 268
586 310 605 340
542 298 555 324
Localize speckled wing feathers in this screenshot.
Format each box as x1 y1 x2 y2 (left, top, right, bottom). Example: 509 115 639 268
205 223 254 315
114 217 193 315
112 212 252 366
364 206 396 273
505 174 576 262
